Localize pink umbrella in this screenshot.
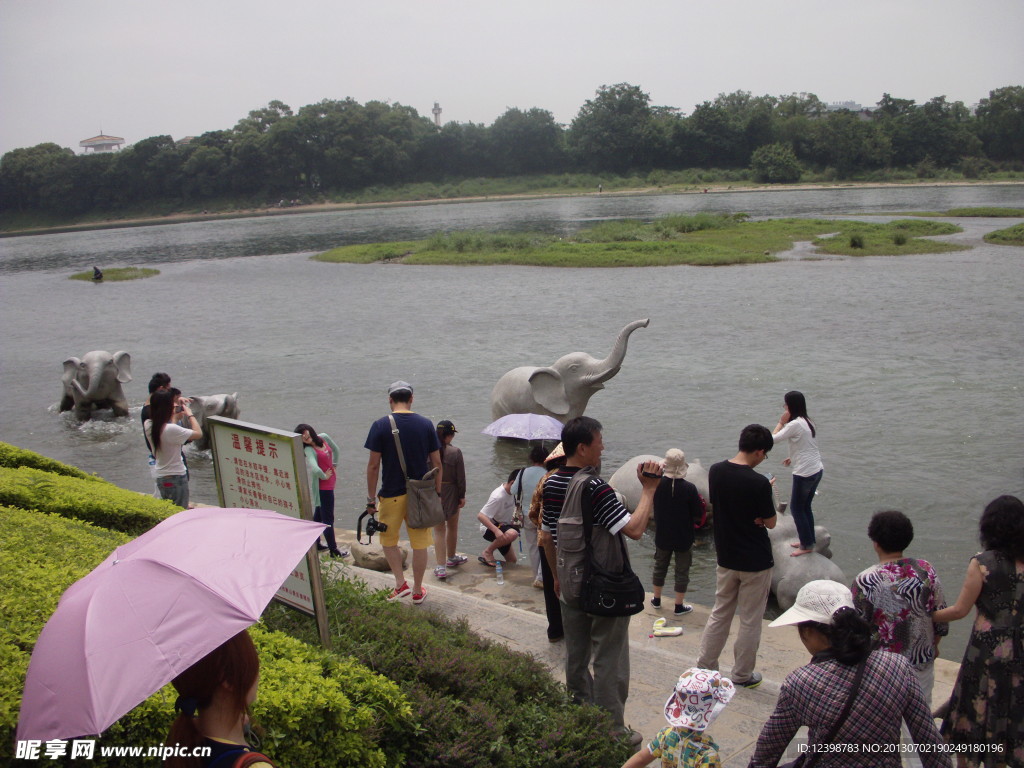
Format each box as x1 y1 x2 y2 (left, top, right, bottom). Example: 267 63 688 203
17 507 325 742
482 413 564 441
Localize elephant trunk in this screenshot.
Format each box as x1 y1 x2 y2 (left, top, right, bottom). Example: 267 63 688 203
587 318 650 384
74 360 106 400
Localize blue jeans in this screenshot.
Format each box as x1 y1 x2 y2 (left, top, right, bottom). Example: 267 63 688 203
156 474 189 509
790 469 823 548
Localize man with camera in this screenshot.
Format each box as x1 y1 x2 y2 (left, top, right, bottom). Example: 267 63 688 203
539 416 663 743
365 381 442 605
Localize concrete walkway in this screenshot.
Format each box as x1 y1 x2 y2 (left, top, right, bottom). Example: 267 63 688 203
326 532 959 768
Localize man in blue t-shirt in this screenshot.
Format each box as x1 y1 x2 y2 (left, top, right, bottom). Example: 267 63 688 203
365 380 442 605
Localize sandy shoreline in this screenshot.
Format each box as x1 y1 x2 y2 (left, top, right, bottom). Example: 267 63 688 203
4 179 1021 238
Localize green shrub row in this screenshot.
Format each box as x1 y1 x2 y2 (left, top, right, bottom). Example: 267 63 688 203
263 572 633 768
0 442 100 481
0 506 411 767
0 465 178 535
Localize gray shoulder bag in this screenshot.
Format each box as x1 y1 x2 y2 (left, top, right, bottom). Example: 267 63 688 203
388 414 445 529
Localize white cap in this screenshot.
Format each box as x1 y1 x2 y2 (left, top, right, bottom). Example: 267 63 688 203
769 580 854 627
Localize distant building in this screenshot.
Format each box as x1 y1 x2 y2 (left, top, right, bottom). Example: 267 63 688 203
825 101 864 112
79 134 124 153
175 136 197 147
432 102 442 128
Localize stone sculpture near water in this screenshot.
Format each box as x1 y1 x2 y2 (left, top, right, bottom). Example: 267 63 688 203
608 453 710 519
59 350 132 420
188 393 241 451
490 319 649 422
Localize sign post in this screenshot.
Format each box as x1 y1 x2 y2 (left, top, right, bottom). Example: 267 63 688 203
208 416 331 648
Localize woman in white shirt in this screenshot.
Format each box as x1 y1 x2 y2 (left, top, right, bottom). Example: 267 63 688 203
773 391 824 557
145 389 203 508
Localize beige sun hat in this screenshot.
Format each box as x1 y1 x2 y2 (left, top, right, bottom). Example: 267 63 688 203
544 442 565 463
663 667 735 731
663 448 688 479
769 580 854 627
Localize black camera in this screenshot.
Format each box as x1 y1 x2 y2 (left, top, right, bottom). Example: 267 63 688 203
357 509 388 544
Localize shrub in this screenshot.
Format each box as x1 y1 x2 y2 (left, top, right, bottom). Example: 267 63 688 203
849 234 865 249
0 465 177 535
750 143 802 184
264 572 633 768
892 232 908 246
0 441 100 480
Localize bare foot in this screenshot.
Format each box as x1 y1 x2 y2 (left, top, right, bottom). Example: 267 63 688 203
791 548 813 557
789 542 801 548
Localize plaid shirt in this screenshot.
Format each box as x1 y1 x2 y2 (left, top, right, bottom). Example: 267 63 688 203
749 650 951 768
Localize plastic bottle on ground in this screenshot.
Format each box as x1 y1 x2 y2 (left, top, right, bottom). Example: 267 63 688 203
496 561 504 585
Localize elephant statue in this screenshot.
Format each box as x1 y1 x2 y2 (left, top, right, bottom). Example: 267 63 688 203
490 319 649 422
59 350 132 420
607 453 710 526
187 393 240 451
767 512 845 610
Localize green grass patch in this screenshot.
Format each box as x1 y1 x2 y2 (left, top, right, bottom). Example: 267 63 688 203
69 266 160 281
314 214 965 266
984 222 1024 246
884 207 1024 218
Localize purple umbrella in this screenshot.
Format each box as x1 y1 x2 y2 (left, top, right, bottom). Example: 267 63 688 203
17 507 324 742
482 413 564 441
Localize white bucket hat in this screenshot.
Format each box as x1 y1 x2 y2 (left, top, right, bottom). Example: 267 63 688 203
663 448 688 479
663 667 735 731
769 580 854 628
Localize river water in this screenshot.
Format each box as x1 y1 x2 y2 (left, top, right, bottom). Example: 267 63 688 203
2 184 1022 660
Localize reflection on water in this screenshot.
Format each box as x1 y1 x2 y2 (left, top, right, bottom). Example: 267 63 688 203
2 186 1023 660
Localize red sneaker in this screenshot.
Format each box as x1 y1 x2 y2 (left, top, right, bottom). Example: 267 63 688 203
412 586 428 605
387 582 411 601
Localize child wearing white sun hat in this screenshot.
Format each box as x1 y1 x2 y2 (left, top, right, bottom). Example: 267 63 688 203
621 667 735 768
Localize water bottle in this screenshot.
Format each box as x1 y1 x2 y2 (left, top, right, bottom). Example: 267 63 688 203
496 561 504 585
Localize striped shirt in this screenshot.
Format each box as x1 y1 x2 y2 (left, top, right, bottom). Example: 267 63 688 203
541 466 630 545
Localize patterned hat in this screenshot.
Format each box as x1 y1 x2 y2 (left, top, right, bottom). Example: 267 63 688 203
663 667 735 731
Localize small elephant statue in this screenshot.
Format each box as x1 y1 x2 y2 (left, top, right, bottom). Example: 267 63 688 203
188 393 240 451
60 350 132 420
490 319 649 422
768 512 845 610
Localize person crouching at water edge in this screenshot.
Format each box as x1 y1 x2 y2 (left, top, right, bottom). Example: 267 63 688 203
477 469 521 567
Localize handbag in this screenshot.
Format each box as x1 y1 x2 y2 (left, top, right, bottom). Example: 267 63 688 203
578 477 645 617
388 415 445 529
776 655 868 768
511 468 525 527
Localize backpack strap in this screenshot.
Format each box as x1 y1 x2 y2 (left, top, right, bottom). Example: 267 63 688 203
234 752 276 768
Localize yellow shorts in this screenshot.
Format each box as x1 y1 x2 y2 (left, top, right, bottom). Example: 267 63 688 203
376 494 433 550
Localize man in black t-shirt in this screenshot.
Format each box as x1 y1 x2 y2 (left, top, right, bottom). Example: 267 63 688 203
697 424 777 689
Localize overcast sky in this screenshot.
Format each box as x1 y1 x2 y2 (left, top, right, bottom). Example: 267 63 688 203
1 0 1022 156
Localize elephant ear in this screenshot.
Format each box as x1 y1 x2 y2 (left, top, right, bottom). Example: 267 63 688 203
62 358 81 380
112 351 132 383
529 368 570 416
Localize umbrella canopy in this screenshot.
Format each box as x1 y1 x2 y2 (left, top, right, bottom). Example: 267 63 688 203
482 412 564 441
17 507 325 742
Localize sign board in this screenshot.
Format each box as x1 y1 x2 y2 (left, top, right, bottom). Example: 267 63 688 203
208 416 330 646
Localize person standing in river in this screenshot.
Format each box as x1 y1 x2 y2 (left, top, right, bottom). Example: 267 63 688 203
771 391 823 557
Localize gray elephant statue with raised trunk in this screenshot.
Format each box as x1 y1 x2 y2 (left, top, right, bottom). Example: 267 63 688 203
490 318 649 422
59 350 132 420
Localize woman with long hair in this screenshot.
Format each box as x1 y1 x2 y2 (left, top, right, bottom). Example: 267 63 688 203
432 420 467 581
750 580 947 767
772 390 824 557
295 424 344 558
145 389 202 509
933 495 1024 767
166 629 273 768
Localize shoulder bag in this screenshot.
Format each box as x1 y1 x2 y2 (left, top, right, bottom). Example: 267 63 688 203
388 414 445 529
775 655 868 768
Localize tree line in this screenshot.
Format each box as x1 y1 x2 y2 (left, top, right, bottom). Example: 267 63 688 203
1 84 1022 217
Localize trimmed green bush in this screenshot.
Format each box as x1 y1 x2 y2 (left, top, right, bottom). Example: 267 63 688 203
0 441 100 481
264 572 633 768
0 465 178 535
0 506 411 768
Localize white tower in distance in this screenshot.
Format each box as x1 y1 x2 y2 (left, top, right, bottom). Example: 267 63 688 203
432 102 442 129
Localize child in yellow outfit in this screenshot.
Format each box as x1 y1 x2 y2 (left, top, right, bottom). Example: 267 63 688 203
621 667 735 768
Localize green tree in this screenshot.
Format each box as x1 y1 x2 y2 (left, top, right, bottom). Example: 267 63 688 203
233 100 294 135
975 86 1024 161
568 83 655 173
0 143 75 212
809 112 891 177
181 145 227 199
750 142 802 183
489 107 566 175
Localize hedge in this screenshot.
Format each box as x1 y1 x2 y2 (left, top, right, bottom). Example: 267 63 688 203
0 442 100 481
0 465 178 535
0 506 411 767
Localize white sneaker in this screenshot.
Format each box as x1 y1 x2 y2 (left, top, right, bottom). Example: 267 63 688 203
434 565 447 580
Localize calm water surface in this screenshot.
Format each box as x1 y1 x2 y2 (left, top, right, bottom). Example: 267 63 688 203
2 185 1022 660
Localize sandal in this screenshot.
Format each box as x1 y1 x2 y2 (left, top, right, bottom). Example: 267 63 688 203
478 556 497 568
652 617 683 637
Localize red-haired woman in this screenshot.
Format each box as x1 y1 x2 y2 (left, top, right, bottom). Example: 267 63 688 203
166 630 275 768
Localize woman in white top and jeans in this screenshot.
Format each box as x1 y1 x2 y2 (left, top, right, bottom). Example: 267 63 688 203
773 391 824 557
145 389 203 509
